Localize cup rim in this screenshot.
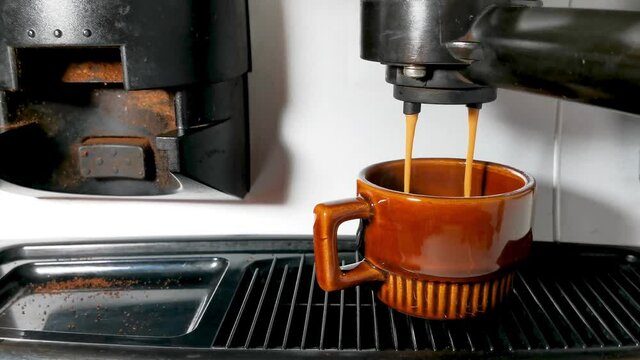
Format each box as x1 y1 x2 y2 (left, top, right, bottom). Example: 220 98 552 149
359 158 536 200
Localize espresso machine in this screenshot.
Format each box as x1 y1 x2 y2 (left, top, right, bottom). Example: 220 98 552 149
361 0 640 115
0 0 251 198
0 1 640 359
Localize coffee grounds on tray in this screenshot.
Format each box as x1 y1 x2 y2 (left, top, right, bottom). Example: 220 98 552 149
30 277 139 293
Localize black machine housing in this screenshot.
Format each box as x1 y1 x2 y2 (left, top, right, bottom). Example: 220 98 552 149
0 0 251 197
362 0 640 115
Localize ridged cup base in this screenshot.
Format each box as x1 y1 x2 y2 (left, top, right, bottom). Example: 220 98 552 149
377 271 514 319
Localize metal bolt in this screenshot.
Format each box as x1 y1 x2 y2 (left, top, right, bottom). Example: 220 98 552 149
403 65 427 79
82 29 92 37
96 157 104 166
53 29 62 38
27 29 36 38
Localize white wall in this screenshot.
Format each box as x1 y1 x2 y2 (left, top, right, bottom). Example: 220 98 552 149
0 0 637 246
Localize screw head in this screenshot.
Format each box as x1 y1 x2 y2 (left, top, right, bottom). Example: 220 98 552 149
53 29 62 38
27 29 36 38
82 29 92 37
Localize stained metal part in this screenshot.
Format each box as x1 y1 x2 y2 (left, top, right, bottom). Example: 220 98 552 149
0 86 179 196
0 0 251 198
156 131 181 173
78 137 151 180
0 71 249 197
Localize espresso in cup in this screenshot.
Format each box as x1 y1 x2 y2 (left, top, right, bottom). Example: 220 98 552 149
313 158 535 319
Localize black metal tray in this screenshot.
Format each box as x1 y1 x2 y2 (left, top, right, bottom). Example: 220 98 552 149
0 258 227 338
0 237 637 360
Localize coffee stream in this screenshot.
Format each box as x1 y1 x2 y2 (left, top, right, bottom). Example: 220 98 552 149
464 107 480 197
404 107 480 197
404 114 419 193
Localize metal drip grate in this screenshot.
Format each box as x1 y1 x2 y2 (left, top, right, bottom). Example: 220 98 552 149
212 252 640 353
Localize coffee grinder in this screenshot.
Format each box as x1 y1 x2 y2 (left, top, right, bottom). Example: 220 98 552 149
0 0 251 198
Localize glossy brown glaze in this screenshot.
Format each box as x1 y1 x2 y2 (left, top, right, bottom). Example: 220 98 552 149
378 271 514 319
313 198 385 291
313 158 535 319
360 158 535 279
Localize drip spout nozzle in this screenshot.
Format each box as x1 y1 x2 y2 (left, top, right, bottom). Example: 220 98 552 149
403 102 422 115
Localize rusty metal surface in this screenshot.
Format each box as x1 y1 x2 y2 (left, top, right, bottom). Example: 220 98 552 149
0 87 179 196
79 137 151 180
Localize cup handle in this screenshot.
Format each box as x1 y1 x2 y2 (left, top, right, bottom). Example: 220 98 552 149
313 198 385 292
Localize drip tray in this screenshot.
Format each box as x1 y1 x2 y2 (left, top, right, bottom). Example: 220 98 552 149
0 238 639 360
0 257 232 346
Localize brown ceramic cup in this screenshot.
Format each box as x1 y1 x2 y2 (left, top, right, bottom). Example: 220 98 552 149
313 158 535 319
